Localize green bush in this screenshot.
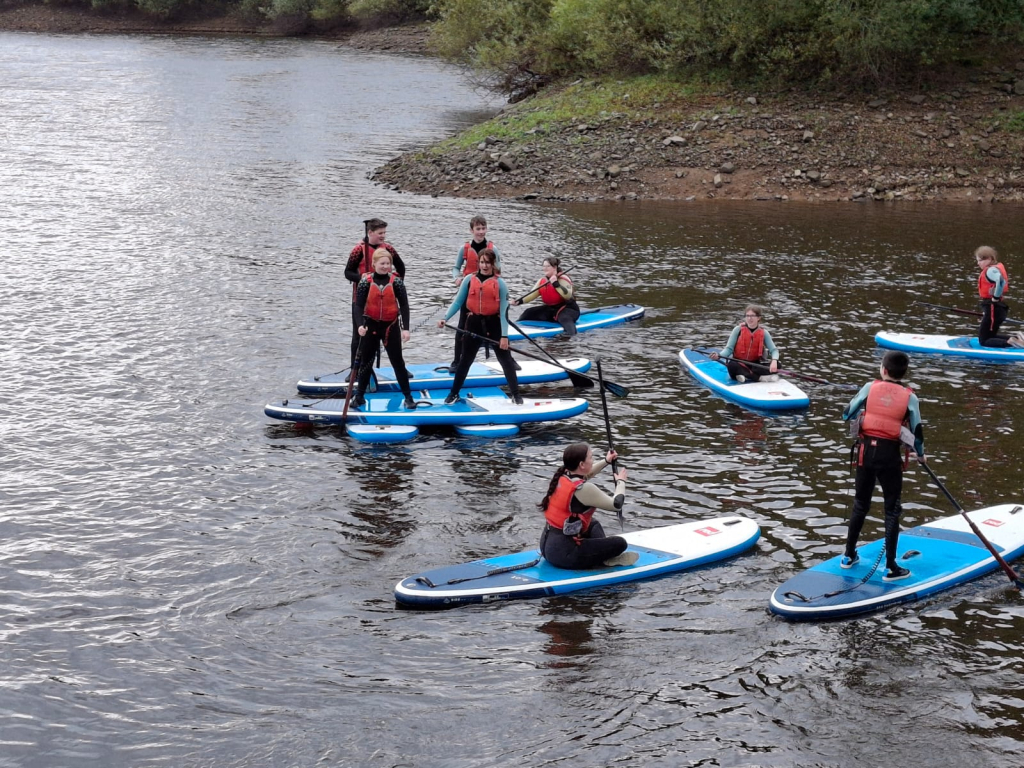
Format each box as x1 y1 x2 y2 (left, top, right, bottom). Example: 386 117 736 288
348 0 428 25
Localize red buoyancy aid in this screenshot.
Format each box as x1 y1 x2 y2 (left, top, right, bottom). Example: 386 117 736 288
461 241 494 276
544 475 594 533
859 380 912 440
978 262 1009 300
363 272 400 323
539 273 572 306
734 326 765 362
467 274 501 315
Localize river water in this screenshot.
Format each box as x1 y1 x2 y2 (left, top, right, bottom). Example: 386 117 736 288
2 31 1023 768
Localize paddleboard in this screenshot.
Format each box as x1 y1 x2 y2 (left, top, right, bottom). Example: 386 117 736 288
507 303 645 340
265 387 588 427
296 358 592 395
875 331 1024 361
769 503 1024 621
394 516 760 607
454 424 520 438
678 349 810 411
345 424 419 444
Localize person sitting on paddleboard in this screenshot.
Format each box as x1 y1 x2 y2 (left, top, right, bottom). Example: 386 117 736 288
539 443 634 570
349 249 415 410
841 350 925 582
448 215 502 371
510 255 580 336
974 245 1022 348
345 218 405 368
708 305 780 382
438 248 523 405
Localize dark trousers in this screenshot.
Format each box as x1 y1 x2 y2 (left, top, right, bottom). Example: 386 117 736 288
726 358 775 382
540 519 627 569
845 438 904 569
449 314 519 396
519 301 580 336
978 301 1010 347
354 319 412 399
450 305 470 368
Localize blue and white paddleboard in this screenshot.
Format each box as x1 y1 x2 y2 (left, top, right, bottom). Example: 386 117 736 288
678 349 810 411
876 331 1024 361
265 387 588 427
507 303 645 340
395 516 760 607
296 358 592 395
770 503 1024 621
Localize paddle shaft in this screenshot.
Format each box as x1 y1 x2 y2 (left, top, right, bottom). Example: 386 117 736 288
694 348 848 387
921 462 1024 589
597 359 624 527
505 310 592 389
514 266 575 304
916 300 1024 326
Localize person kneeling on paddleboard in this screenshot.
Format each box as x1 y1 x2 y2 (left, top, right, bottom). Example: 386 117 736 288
350 249 416 411
510 255 580 336
841 350 925 581
973 245 1022 348
538 443 634 569
708 305 780 382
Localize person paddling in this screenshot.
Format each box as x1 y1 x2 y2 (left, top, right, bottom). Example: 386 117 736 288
345 218 405 367
708 305 780 382
438 249 522 405
449 215 501 371
841 350 925 581
974 245 1022 348
538 443 634 569
349 249 415 410
511 255 580 336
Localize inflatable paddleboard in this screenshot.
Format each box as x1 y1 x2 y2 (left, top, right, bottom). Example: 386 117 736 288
395 516 760 607
507 303 645 340
297 358 592 395
265 387 588 427
770 503 1024 621
678 349 810 411
875 331 1024 361
346 424 419 444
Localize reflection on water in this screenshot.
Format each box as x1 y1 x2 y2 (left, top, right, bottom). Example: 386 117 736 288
2 29 1024 768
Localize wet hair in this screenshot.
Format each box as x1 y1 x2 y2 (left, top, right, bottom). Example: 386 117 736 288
538 443 591 510
365 218 387 233
745 304 763 319
543 256 562 271
882 350 909 380
371 247 392 266
470 215 487 229
975 245 998 262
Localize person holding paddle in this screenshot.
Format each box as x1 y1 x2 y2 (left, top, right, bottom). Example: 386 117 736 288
511 255 580 336
841 350 925 581
708 305 780 382
437 248 522 405
349 249 416 411
974 245 1023 348
538 443 634 569
448 216 502 371
345 218 405 367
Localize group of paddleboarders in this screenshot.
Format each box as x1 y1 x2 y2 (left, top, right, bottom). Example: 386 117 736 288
344 216 580 411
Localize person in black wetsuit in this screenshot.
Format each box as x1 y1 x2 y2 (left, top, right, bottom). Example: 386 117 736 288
345 218 405 367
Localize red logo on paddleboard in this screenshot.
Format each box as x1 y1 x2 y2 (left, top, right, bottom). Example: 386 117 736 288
983 519 1004 527
695 527 720 536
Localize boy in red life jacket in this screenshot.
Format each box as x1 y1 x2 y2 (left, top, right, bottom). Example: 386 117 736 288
510 255 580 336
349 249 415 410
708 305 780 382
448 216 501 370
973 245 1021 348
345 218 405 367
537 442 634 569
841 350 925 581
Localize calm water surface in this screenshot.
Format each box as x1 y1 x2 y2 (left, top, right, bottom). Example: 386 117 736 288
1 31 1023 768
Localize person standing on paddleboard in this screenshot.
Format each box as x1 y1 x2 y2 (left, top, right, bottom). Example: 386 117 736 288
708 305 781 382
510 255 580 336
538 443 634 569
448 215 501 371
349 249 415 410
974 245 1022 348
345 218 405 367
841 350 925 581
438 249 523 405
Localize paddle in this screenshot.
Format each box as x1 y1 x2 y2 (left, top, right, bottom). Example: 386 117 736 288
692 347 857 389
915 300 1024 326
340 335 368 422
920 463 1024 590
505 310 593 390
513 265 575 304
415 558 542 587
597 359 625 529
441 323 629 397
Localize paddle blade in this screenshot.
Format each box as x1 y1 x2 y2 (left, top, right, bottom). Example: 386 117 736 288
567 370 595 389
603 381 630 398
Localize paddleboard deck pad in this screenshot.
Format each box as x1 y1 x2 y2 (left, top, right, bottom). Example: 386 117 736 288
507 303 645 340
265 387 588 427
770 503 1024 620
875 331 1024 361
679 349 810 411
395 516 760 607
296 358 592 395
